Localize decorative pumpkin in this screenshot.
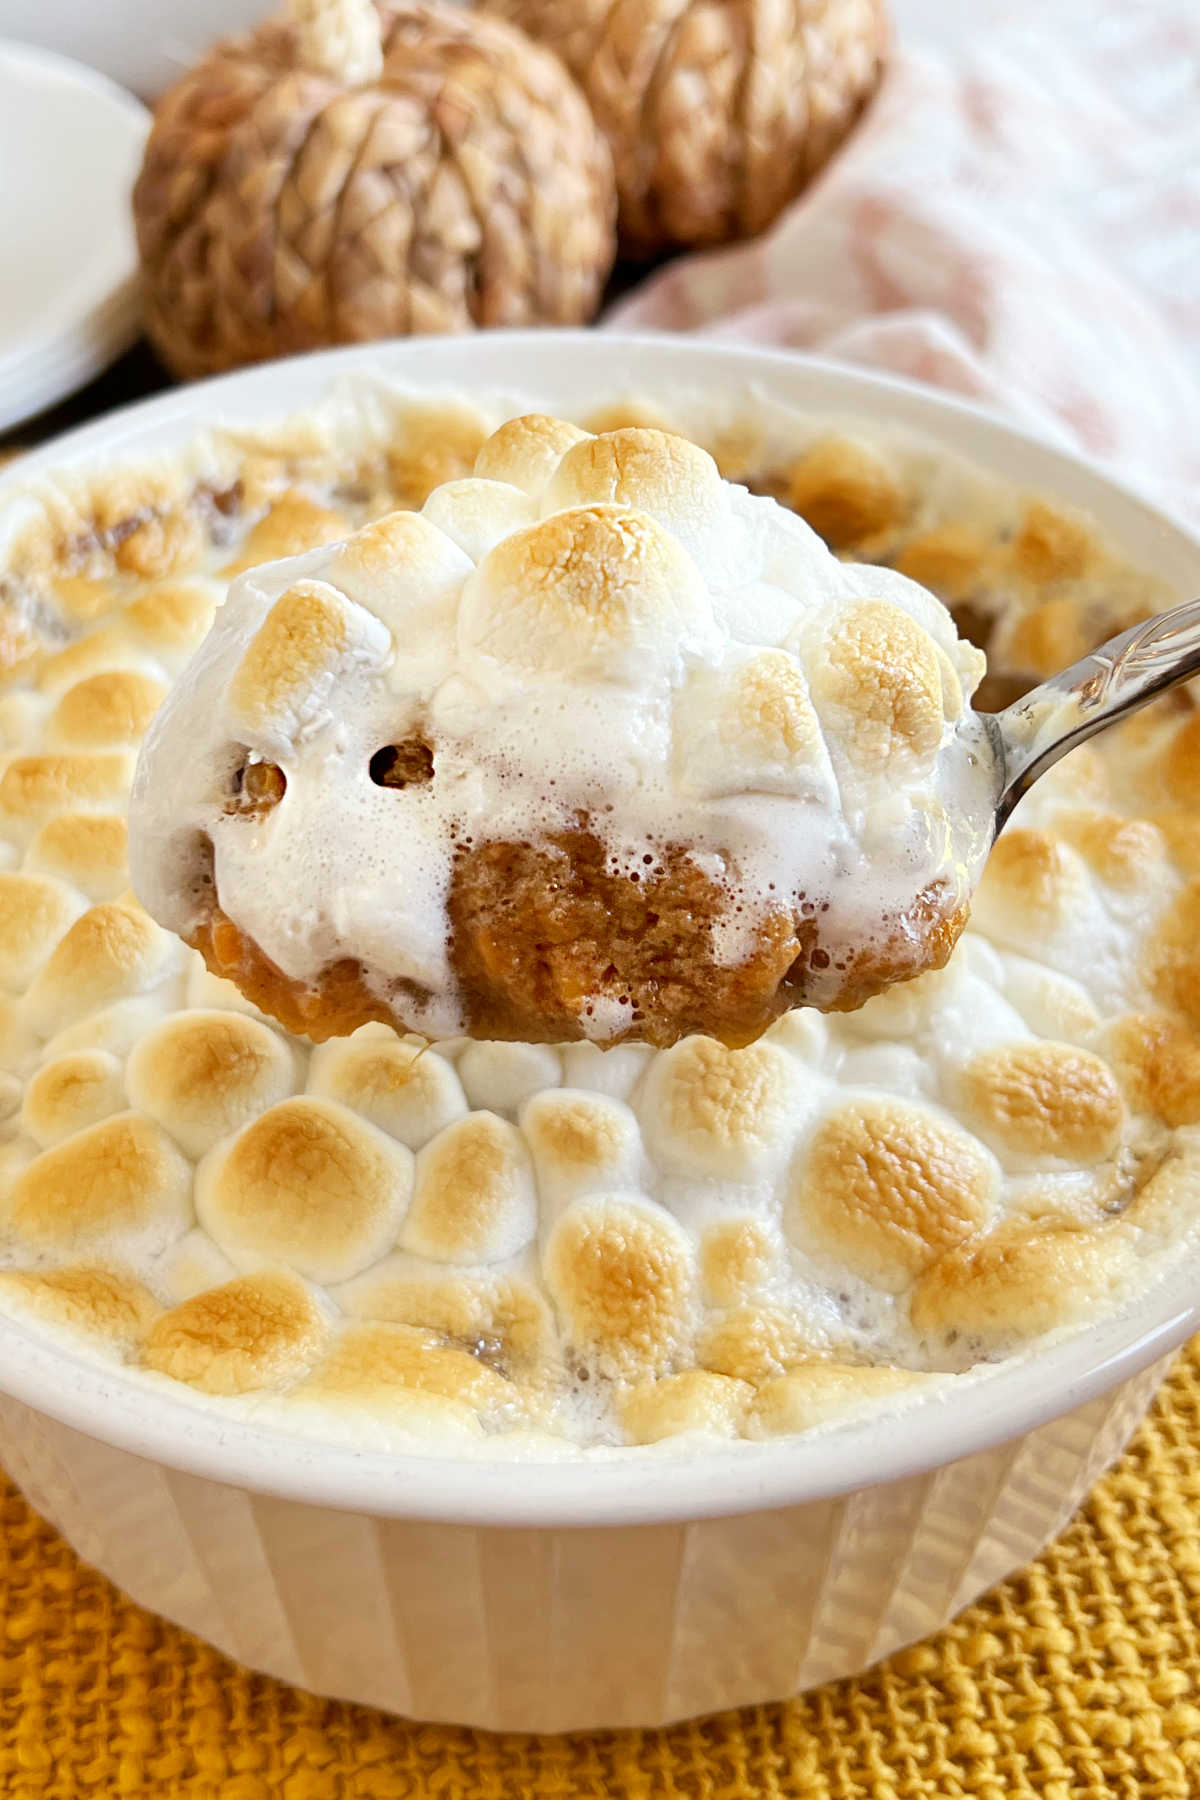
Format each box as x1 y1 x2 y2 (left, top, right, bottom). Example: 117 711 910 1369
484 0 888 256
133 0 617 378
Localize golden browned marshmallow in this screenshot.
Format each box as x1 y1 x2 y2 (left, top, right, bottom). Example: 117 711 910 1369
959 1042 1125 1163
1009 497 1100 586
124 581 217 662
142 1270 329 1395
520 1089 642 1208
402 1112 537 1265
227 582 387 743
126 1010 296 1159
0 752 134 840
1055 811 1168 892
894 523 996 603
619 1370 750 1444
791 1099 995 1291
112 507 203 583
971 829 1091 945
786 437 904 551
544 428 722 533
911 1224 1135 1344
542 1197 694 1379
639 1037 799 1181
458 505 712 683
307 1030 467 1150
326 509 471 644
675 649 830 800
197 1097 412 1285
26 814 129 901
749 1364 931 1437
337 1257 554 1371
387 403 489 508
814 601 946 772
0 1265 160 1348
1104 1013 1200 1128
53 575 118 623
1121 1142 1200 1244
698 1304 823 1383
21 1050 125 1148
0 872 83 990
5 1112 192 1256
46 670 166 750
222 492 349 576
1004 597 1088 677
473 414 589 494
699 1218 778 1307
302 1321 512 1414
24 898 177 1038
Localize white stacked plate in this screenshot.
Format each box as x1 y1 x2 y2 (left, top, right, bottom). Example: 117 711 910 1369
0 40 148 432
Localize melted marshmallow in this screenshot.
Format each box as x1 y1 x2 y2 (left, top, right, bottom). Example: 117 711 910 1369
129 423 996 1041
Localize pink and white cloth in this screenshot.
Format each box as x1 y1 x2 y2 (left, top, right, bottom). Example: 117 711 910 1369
609 0 1200 521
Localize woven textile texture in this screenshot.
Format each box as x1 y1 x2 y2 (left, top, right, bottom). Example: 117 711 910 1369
0 1342 1195 1797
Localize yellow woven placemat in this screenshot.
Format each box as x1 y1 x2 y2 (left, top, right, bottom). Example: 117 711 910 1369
1 1343 1198 1798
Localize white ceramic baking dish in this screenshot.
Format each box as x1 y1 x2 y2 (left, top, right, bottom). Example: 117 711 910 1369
0 332 1198 1733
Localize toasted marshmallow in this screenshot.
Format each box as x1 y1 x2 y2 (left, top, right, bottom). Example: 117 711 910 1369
0 1264 159 1349
674 649 834 801
307 1029 467 1148
21 1049 125 1147
620 1369 749 1443
911 1225 1136 1348
227 581 391 749
543 1196 695 1379
748 1363 931 1436
142 1270 329 1394
23 898 178 1038
126 1010 297 1159
299 1321 510 1421
327 509 471 645
46 670 166 750
520 1089 643 1210
197 1097 412 1284
957 1042 1125 1166
403 1112 537 1265
639 1037 803 1181
26 813 130 901
5 1112 192 1260
0 873 84 990
459 505 714 683
473 413 588 494
790 1098 996 1292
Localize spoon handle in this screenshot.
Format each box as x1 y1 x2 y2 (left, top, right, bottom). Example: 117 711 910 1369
987 596 1200 831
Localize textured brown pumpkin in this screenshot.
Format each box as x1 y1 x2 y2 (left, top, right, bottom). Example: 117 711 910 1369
133 0 617 379
484 0 888 256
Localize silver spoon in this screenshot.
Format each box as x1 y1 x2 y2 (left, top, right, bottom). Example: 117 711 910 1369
984 596 1200 832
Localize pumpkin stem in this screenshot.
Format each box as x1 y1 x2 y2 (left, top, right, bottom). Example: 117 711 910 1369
291 0 384 83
